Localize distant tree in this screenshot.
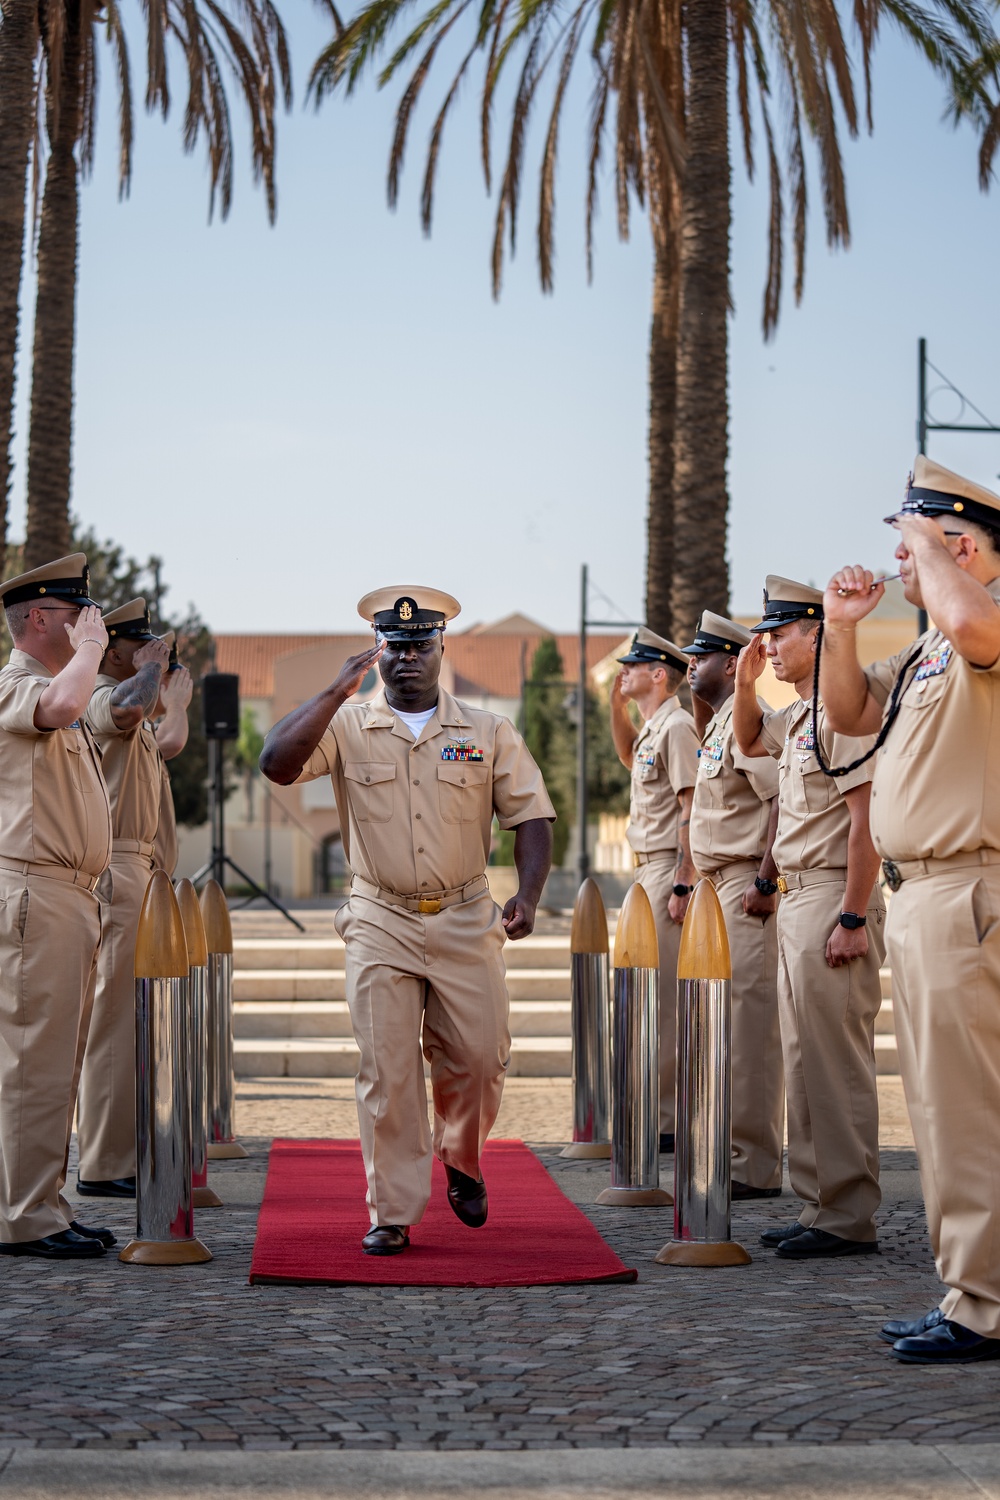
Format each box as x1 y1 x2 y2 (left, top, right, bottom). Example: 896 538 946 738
522 636 575 868
234 704 265 822
585 679 631 817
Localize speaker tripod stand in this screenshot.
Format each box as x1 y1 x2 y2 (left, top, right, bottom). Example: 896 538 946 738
192 739 305 933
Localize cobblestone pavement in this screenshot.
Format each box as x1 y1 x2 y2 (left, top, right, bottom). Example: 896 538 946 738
1 1076 997 1455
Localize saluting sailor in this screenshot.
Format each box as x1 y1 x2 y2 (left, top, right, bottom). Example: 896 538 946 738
733 577 885 1259
685 610 784 1199
609 627 699 1151
822 457 1000 1363
260 588 555 1256
76 599 192 1199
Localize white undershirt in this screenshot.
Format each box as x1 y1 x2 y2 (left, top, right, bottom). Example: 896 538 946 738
394 705 438 740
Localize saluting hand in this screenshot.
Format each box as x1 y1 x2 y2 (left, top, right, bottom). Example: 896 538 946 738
67 606 108 655
333 643 385 701
160 663 193 709
735 635 767 687
133 638 170 673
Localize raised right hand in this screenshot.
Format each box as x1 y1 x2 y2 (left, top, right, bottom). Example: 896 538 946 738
735 634 767 686
67 606 108 655
824 566 884 628
133 638 170 673
333 642 385 700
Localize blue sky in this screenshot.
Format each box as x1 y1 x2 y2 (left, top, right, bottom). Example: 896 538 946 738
8 5 1000 635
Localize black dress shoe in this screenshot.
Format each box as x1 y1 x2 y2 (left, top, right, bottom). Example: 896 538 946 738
444 1164 489 1227
70 1220 117 1249
0 1229 106 1259
732 1181 782 1201
659 1133 675 1154
362 1225 409 1256
760 1221 808 1247
879 1306 945 1345
776 1227 879 1258
76 1176 136 1199
892 1319 1000 1364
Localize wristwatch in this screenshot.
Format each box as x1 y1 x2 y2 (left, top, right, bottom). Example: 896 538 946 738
839 911 867 930
754 876 779 897
672 883 693 898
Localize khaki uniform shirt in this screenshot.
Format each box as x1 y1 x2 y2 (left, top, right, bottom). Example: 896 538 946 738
865 577 1000 862
87 674 161 846
295 687 556 895
690 696 779 876
0 650 112 878
760 697 875 874
626 696 699 855
154 760 179 875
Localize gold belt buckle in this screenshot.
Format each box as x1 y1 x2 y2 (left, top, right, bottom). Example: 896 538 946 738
417 897 442 915
633 852 641 869
777 876 789 895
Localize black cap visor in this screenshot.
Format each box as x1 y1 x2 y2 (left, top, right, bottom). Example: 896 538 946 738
749 602 822 633
683 632 742 656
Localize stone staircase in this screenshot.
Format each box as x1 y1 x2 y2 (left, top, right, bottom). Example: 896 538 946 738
231 911 899 1078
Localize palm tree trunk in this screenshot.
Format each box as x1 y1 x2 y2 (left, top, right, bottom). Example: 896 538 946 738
645 238 679 638
24 0 83 569
0 0 39 578
671 0 730 644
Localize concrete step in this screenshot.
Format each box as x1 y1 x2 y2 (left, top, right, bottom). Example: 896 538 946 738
232 935 574 973
234 999 571 1040
875 1033 898 1074
880 967 892 1000
234 967 571 1003
234 1035 572 1079
875 999 894 1035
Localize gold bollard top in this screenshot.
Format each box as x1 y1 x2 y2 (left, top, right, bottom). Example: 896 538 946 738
570 877 609 955
200 878 233 955
175 878 208 968
613 880 659 969
677 877 731 981
134 870 189 979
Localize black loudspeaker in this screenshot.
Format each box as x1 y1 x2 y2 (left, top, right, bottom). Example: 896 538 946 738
202 673 240 740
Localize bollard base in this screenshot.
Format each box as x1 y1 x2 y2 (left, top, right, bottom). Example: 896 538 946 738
193 1185 224 1209
207 1141 249 1160
595 1185 672 1207
560 1142 612 1160
119 1238 213 1266
654 1240 752 1267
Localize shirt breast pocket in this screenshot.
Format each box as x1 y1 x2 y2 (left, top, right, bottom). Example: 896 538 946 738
437 762 489 823
61 734 84 791
798 756 836 813
344 761 396 822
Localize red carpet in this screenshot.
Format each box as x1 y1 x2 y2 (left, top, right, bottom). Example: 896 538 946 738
248 1139 637 1287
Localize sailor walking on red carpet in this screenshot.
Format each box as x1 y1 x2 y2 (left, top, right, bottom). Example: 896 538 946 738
260 587 554 1255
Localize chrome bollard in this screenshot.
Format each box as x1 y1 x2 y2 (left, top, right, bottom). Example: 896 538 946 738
120 871 212 1265
596 882 672 1207
656 879 750 1267
200 880 247 1160
176 880 222 1210
561 878 612 1160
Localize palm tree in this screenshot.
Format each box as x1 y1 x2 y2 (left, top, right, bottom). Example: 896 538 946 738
0 0 40 578
13 0 291 568
310 0 996 641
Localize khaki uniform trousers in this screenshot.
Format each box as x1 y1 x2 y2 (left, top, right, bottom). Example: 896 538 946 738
776 876 885 1240
634 854 681 1135
336 891 510 1227
707 861 784 1191
887 865 1000 1337
77 852 153 1180
0 871 102 1242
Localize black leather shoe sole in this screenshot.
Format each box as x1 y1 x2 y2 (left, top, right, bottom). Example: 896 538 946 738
0 1234 105 1259
70 1220 117 1249
732 1182 782 1201
892 1336 1000 1364
760 1221 807 1247
776 1230 879 1259
76 1177 136 1199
